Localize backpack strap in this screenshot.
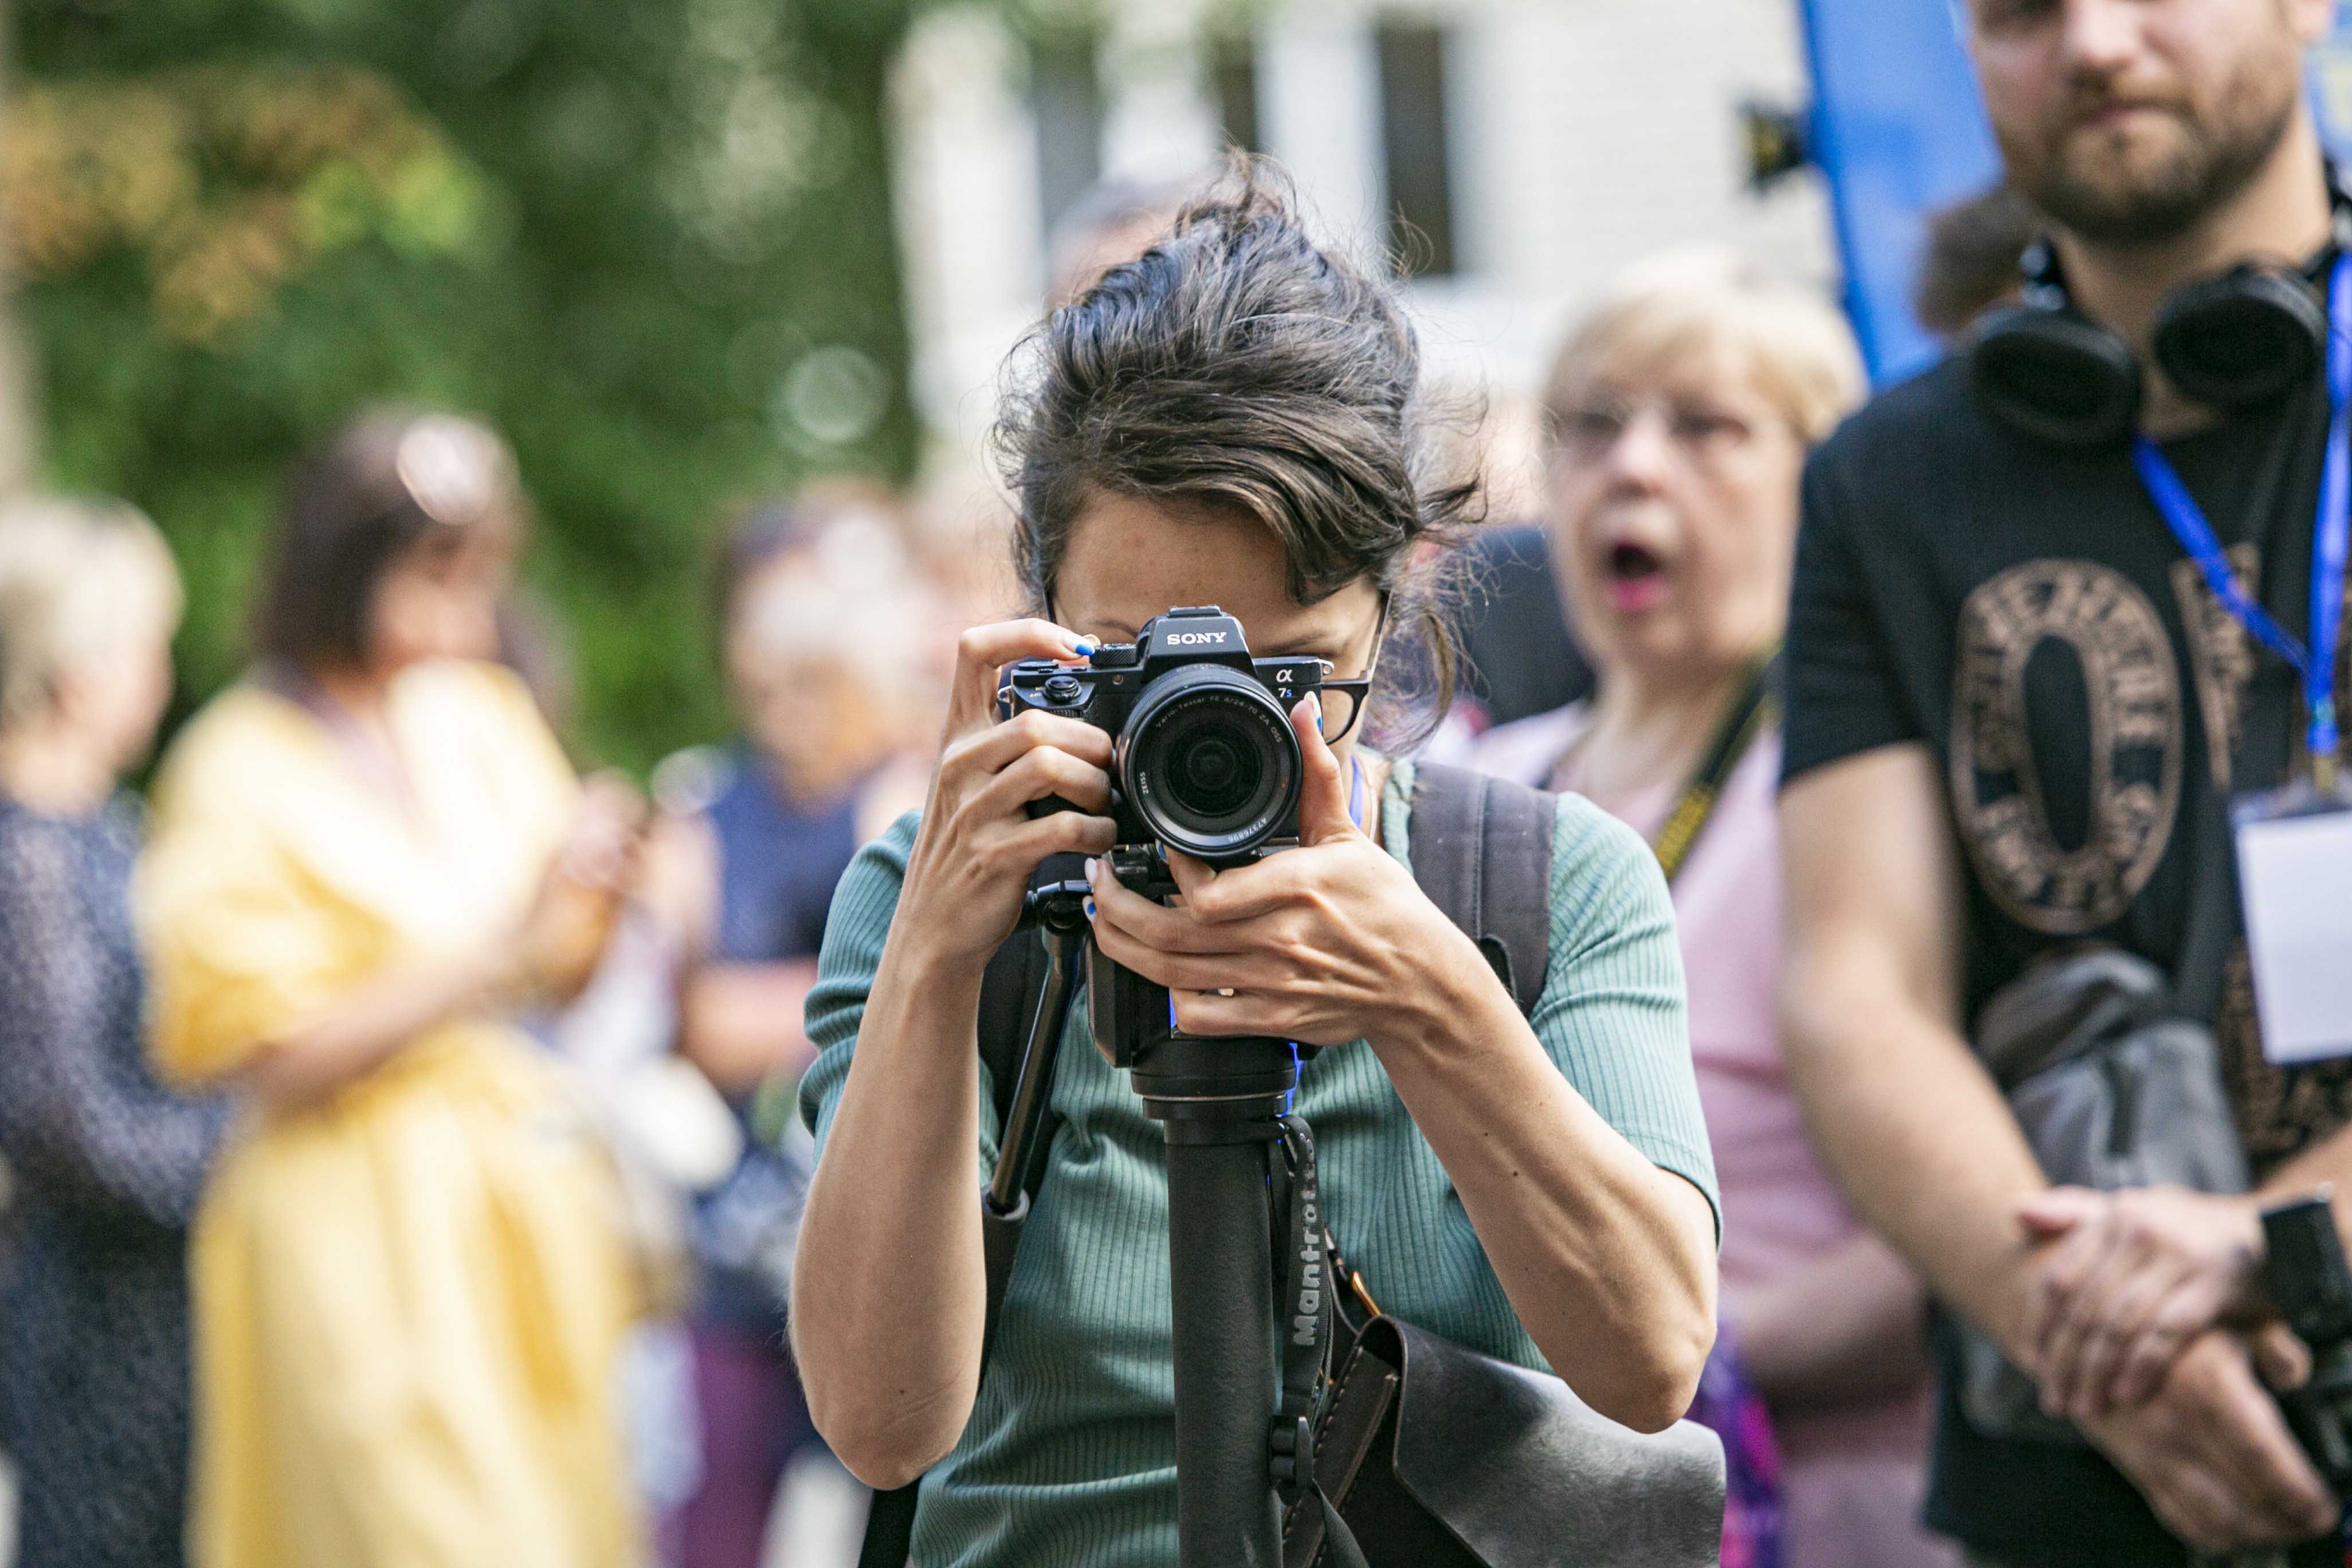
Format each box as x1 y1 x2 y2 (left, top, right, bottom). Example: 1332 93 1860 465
857 925 1056 1568
1405 761 1557 1017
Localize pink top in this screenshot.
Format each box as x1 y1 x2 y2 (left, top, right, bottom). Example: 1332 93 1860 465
1469 704 1845 1298
1469 703 1950 1568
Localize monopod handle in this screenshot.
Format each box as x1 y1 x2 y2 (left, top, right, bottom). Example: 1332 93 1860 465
983 884 1089 1217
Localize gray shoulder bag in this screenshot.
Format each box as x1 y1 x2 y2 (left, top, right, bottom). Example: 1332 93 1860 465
1958 794 2250 1444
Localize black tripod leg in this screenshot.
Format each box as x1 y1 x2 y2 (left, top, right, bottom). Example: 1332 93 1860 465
1165 1129 1285 1568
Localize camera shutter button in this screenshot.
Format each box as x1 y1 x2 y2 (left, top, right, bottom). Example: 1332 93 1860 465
1044 673 1084 705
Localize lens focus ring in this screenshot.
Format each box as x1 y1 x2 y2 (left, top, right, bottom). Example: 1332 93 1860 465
1118 664 1300 861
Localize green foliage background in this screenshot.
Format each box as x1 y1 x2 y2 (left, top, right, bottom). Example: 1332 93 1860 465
11 0 928 773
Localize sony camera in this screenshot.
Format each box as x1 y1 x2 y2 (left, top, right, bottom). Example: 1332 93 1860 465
998 606 1325 1069
999 605 1325 873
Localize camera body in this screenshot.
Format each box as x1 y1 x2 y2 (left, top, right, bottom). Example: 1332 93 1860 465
999 605 1324 869
999 606 1323 1072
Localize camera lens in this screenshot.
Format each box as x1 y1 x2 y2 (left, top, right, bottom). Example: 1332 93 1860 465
1120 665 1300 863
1169 720 1262 820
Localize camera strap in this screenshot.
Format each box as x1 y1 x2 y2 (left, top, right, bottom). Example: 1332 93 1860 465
1269 1112 1370 1568
1651 649 1781 886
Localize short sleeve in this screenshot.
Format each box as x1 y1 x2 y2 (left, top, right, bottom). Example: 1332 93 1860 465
1531 794 1722 1239
799 811 1003 1179
138 712 368 1087
139 815 360 1087
1781 442 1926 785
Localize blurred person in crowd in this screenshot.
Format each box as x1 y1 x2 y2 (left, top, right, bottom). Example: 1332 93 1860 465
793 163 1719 1565
1440 521 1592 741
499 590 583 744
1781 0 2352 1562
1467 250 1946 1568
1913 182 2039 340
1046 176 1190 307
0 497 229 1568
139 407 654 1568
487 583 740 1550
653 493 926 1568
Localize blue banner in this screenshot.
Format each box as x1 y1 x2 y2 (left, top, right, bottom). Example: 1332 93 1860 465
1798 0 2000 384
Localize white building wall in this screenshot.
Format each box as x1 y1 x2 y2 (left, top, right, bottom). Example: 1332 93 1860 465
890 0 1835 492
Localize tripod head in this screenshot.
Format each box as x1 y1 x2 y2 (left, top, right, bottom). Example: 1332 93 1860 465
1083 842 1301 1128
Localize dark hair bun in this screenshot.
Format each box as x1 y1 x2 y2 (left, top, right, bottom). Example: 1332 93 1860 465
995 155 1477 744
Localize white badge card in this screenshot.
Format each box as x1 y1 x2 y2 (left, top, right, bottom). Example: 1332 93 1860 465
2235 790 2352 1064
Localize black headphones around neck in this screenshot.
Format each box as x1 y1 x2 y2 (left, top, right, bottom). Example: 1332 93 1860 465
1965 164 2352 448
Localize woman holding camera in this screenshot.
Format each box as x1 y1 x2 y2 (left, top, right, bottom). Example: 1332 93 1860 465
792 166 1721 1565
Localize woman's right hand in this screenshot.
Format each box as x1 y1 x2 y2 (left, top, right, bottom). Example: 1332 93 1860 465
514 774 648 1002
896 618 1118 968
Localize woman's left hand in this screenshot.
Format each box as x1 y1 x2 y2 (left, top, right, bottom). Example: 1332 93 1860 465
1085 699 1484 1049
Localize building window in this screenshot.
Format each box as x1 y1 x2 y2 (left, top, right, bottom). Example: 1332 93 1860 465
1375 19 1456 277
1211 33 1260 155
1033 29 1104 239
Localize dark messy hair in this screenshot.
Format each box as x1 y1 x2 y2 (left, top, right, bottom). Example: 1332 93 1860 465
994 157 1480 746
251 403 523 672
1914 182 2037 340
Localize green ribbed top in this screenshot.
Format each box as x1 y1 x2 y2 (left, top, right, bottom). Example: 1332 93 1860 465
801 760 1719 1567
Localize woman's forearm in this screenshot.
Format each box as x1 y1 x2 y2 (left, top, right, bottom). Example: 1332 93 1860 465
1731 1231 1931 1413
791 924 991 1489
241 946 522 1111
1371 951 1718 1433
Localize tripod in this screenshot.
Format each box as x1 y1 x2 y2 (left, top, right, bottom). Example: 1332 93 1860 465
988 865 1312 1568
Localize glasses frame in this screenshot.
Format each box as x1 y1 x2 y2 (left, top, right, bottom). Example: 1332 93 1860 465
1544 389 1778 472
1316 594 1390 746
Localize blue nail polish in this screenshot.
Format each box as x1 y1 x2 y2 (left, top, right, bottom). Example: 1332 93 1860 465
1315 709 1324 735
1072 639 1095 657
1083 897 1097 920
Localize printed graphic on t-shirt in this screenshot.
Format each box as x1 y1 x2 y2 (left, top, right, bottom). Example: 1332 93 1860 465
2214 943 2352 1169
2170 547 2261 794
2167 543 2352 1168
1946 547 2352 1170
1949 559 2183 934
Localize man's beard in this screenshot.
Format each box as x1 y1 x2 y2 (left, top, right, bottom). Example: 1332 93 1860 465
2000 69 2298 247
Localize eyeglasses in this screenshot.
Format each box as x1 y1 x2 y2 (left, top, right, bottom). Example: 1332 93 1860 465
1317 672 1374 744
1314 593 1389 746
1549 391 1765 467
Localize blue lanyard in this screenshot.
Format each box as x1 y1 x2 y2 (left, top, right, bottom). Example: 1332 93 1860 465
2128 251 2352 772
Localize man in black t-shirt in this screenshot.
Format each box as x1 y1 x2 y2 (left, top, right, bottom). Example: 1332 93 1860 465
1781 1 2352 1563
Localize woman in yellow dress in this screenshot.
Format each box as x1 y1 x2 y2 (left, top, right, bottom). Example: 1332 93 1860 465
139 408 651 1568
